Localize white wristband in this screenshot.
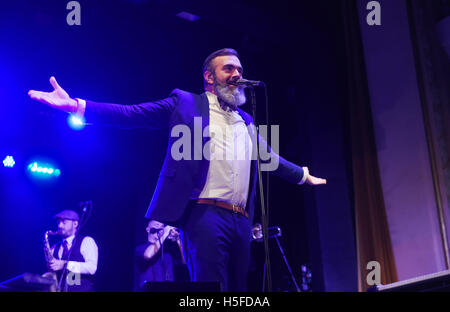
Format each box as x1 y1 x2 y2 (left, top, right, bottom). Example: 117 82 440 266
74 98 86 117
298 167 309 185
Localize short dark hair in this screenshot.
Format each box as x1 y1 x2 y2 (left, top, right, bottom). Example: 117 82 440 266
202 48 239 75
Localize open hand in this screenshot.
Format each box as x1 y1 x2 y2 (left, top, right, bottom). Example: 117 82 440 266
306 174 327 185
303 167 327 185
28 77 78 113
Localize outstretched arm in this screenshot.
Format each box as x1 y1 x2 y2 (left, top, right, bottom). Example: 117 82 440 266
256 129 326 186
28 77 176 129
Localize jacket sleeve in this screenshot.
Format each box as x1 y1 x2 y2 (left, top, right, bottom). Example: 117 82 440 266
239 108 305 184
84 92 178 129
257 130 305 184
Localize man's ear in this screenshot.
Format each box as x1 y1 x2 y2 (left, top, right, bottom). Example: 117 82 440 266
73 220 79 229
204 70 214 86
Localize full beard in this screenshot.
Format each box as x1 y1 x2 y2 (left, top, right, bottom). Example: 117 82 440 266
213 78 246 110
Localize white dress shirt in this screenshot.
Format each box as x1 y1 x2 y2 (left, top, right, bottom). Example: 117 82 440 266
196 92 253 208
52 234 98 275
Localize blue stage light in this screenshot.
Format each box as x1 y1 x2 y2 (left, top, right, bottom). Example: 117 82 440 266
67 114 86 130
3 156 15 168
27 162 61 178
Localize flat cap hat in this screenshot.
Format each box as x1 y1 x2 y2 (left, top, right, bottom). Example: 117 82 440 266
54 210 79 221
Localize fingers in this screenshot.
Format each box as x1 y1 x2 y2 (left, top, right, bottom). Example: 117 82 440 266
307 175 327 185
49 76 61 90
312 175 327 184
28 90 45 100
28 90 53 106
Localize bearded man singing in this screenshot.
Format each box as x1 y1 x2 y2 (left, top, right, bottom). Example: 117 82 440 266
28 48 326 291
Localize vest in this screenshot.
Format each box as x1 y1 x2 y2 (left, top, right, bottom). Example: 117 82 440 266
52 235 95 292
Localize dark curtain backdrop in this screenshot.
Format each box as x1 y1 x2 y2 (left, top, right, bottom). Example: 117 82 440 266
406 0 450 269
341 0 398 291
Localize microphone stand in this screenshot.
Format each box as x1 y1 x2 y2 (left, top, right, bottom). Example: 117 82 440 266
274 235 300 292
250 86 272 292
256 226 301 292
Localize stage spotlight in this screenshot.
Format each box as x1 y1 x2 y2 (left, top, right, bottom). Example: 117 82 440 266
27 162 61 178
67 114 86 130
3 156 15 168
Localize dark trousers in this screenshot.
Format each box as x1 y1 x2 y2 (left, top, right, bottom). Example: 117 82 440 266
181 203 251 292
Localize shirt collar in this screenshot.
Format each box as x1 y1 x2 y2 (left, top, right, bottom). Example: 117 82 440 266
206 91 219 106
205 91 235 113
64 234 76 246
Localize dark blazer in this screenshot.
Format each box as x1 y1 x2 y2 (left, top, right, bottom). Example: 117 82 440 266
85 89 304 226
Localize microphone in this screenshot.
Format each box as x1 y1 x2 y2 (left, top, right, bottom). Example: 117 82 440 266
228 78 263 87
